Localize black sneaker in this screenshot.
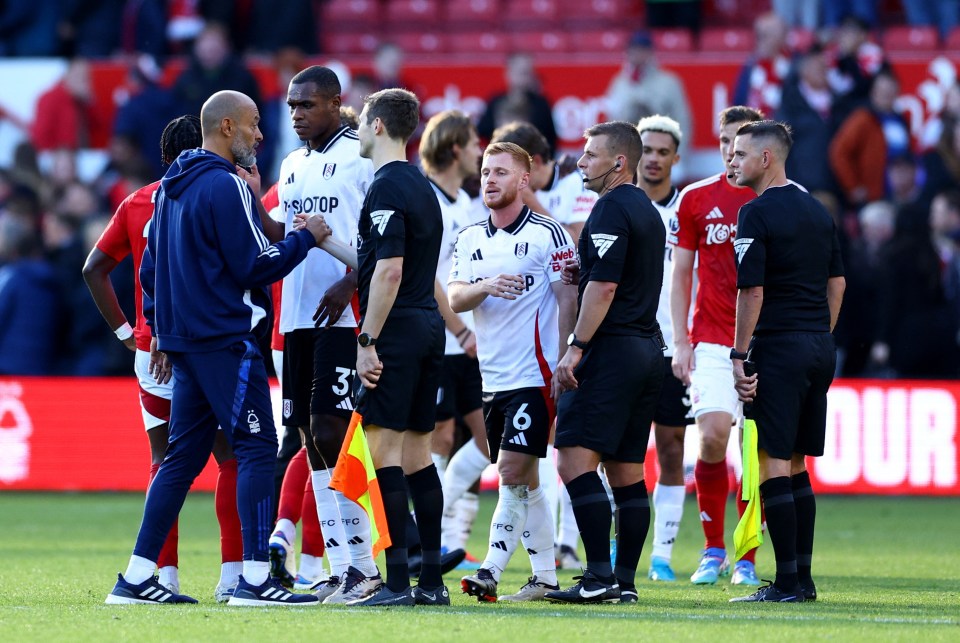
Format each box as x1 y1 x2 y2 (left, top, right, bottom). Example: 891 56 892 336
619 588 638 604
227 575 320 606
105 573 199 605
461 567 498 603
729 580 805 603
544 571 620 604
349 584 416 606
412 584 451 606
799 578 817 602
408 548 467 577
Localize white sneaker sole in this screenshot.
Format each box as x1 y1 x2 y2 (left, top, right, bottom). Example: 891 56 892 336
105 594 166 605
226 596 319 607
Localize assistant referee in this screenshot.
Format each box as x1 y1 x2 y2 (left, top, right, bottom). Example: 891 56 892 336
728 120 845 603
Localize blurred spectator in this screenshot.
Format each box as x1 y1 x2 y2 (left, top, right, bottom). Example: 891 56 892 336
372 41 410 90
477 53 558 156
58 0 123 58
261 48 310 184
823 0 879 27
887 153 925 212
921 116 960 210
934 191 960 338
605 31 692 160
30 58 104 151
829 71 908 208
113 55 182 181
171 22 263 118
771 0 818 30
903 0 959 39
166 0 205 52
734 13 794 118
248 0 318 55
645 0 701 32
827 15 891 122
920 83 960 151
778 45 837 193
0 0 60 56
344 74 377 114
118 0 168 59
95 135 154 213
0 214 62 375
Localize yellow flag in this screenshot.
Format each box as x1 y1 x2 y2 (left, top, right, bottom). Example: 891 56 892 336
733 417 763 560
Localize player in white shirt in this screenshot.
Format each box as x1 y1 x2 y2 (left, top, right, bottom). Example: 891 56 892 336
257 66 381 605
636 115 694 582
450 142 578 602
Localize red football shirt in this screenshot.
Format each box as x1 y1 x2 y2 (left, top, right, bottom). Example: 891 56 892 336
262 184 285 352
671 173 755 346
95 180 160 352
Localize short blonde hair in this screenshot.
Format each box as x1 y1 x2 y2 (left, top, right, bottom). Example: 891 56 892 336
637 114 682 149
483 141 532 173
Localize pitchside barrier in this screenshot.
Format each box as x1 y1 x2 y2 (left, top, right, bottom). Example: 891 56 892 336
0 377 956 496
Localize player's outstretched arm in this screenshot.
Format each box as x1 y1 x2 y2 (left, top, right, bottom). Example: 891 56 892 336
448 274 525 313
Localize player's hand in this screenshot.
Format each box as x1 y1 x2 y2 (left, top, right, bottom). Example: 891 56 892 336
460 329 478 359
672 342 695 386
555 345 582 392
357 345 383 389
122 336 136 352
294 214 332 246
732 359 757 403
236 163 261 195
560 258 580 285
482 274 525 300
148 336 172 385
314 273 357 327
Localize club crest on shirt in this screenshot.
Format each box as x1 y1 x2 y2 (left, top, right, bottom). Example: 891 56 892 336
282 399 292 419
515 242 528 258
323 163 336 179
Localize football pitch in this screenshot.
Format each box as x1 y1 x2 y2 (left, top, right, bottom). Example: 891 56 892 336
0 492 957 641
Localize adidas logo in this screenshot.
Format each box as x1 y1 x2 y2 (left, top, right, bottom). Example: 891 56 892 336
492 540 507 551
260 586 293 601
508 433 528 447
705 206 724 220
336 398 354 411
284 172 295 185
699 511 712 522
526 548 537 556
347 536 365 545
591 233 618 258
370 209 395 235
470 248 484 261
325 538 340 548
139 587 172 602
733 237 753 264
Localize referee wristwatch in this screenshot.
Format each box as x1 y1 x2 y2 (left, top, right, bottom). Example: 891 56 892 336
357 332 377 348
730 348 749 361
567 333 590 350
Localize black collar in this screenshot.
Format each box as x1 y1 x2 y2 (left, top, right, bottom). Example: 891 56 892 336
656 186 678 208
428 177 457 204
486 205 531 237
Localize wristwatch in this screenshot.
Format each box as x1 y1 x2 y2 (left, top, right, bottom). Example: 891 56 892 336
357 332 377 348
729 348 749 361
567 333 589 350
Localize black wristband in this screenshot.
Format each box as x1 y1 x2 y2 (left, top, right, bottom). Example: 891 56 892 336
455 327 470 339
730 348 749 361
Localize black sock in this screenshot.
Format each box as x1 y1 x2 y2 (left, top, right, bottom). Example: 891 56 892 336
376 466 410 591
611 481 650 589
760 476 798 592
792 471 816 583
406 464 444 588
565 471 613 580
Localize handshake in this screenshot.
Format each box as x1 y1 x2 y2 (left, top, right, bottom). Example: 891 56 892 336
293 213 332 247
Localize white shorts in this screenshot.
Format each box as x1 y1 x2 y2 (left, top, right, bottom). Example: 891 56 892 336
689 342 741 419
135 348 173 430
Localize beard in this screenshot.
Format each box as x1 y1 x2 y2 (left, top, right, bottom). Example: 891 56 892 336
482 186 517 210
231 138 257 168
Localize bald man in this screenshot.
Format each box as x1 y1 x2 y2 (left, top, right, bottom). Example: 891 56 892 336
107 91 332 607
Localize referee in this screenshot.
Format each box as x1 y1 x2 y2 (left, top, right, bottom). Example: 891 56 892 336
728 121 845 603
546 121 666 605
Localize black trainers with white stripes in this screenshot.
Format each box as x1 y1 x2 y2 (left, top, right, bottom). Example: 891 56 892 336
105 573 199 605
226 575 320 606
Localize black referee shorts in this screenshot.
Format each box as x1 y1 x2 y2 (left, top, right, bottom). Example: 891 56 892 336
555 333 664 463
281 327 356 427
654 355 692 427
751 332 836 460
357 308 445 433
435 353 483 422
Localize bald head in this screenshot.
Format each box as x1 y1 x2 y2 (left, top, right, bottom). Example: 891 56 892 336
200 90 262 167
201 90 256 136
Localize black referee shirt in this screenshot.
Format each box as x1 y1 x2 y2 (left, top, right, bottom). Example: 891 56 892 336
735 184 844 333
357 161 442 316
578 183 665 336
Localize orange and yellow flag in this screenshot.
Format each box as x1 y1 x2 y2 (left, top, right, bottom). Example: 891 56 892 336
329 412 392 557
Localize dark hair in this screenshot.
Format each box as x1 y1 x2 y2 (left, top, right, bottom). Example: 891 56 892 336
159 114 202 165
936 189 960 213
720 106 764 128
290 65 341 96
363 88 420 142
340 106 360 129
490 121 551 161
736 119 794 157
419 110 474 174
583 121 642 171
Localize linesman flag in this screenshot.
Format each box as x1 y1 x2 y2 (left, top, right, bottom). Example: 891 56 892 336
733 416 763 560
329 412 392 557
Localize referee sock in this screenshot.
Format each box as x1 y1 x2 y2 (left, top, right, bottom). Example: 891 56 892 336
759 476 798 592
792 471 817 583
566 471 614 580
612 481 650 589
376 466 411 592
650 483 685 562
695 458 729 551
521 485 558 586
481 484 528 582
407 464 444 588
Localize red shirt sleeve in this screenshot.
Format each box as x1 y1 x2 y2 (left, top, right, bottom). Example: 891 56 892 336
96 199 132 262
673 189 700 251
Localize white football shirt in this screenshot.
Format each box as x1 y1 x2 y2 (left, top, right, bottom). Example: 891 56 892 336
537 164 598 225
651 186 687 357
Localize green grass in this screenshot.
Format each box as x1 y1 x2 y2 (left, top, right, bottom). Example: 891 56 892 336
0 492 958 641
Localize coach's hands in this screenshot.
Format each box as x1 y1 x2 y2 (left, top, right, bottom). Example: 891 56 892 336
148 336 172 385
560 258 579 286
314 272 357 327
732 359 757 403
671 342 695 386
555 345 582 392
357 345 383 389
236 164 261 195
294 213 332 246
482 274 525 300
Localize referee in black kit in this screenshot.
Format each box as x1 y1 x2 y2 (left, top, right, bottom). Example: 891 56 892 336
728 121 845 603
546 121 666 605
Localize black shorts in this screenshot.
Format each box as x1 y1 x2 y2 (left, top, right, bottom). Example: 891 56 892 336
357 308 444 433
751 332 836 460
436 354 483 422
555 334 664 463
654 356 692 427
281 327 356 427
483 387 554 462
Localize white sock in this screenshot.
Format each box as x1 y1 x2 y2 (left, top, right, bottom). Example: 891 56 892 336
298 553 326 580
557 483 579 549
454 491 480 550
431 452 448 476
334 490 378 577
243 560 270 586
651 483 686 562
220 561 242 587
538 445 559 521
272 517 296 543
443 439 489 513
521 486 557 586
481 484 528 582
157 566 179 590
123 554 156 584
312 469 350 577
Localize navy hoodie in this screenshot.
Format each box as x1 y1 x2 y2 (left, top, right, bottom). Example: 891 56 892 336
141 149 314 352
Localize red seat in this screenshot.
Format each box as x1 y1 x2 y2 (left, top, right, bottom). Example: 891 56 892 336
947 26 960 50
447 30 509 54
653 28 694 53
324 32 380 55
572 30 629 54
385 0 440 26
509 30 570 53
321 0 378 26
558 0 623 21
882 26 939 52
391 31 448 54
699 27 754 52
507 0 560 26
445 0 500 26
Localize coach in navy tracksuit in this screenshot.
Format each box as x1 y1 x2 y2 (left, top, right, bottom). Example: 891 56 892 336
106 91 329 606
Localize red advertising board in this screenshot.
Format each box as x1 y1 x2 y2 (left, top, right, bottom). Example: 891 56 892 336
1 376 957 495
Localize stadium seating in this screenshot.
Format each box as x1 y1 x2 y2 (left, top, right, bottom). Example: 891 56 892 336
385 0 441 27
881 26 939 52
504 0 561 30
653 28 694 53
444 0 500 28
324 32 380 55
320 0 378 32
699 27 754 52
509 30 571 53
571 30 630 54
447 30 509 54
391 31 448 54
947 26 960 51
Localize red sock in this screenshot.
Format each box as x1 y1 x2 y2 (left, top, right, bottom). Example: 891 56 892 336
216 458 243 563
300 474 325 557
278 448 310 523
151 463 179 568
736 479 757 564
695 458 729 551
